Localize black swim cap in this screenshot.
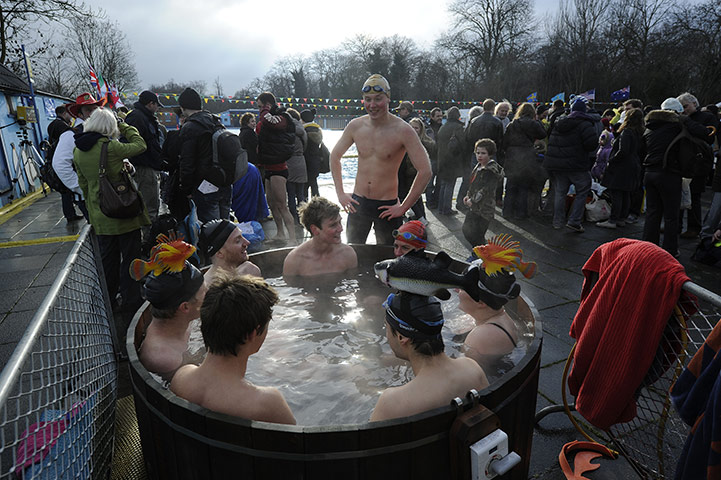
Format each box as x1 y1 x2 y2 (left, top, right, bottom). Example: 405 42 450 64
199 219 236 257
384 292 444 340
143 261 204 310
466 261 520 310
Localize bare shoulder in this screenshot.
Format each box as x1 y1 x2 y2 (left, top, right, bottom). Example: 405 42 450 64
139 339 183 376
169 364 201 398
254 385 296 425
370 386 407 422
238 261 261 278
282 243 310 276
456 356 489 389
338 243 358 267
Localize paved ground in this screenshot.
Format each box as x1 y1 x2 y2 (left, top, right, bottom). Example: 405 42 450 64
0 186 718 479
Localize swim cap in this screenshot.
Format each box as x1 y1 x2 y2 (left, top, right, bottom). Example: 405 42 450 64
143 262 204 310
466 260 521 310
199 219 236 257
362 74 391 98
384 292 444 340
394 220 427 250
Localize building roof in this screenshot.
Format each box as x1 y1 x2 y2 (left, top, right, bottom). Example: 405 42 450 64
0 64 30 94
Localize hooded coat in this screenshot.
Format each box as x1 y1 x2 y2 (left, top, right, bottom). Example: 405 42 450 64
178 111 223 194
542 112 599 172
601 128 643 192
436 118 465 181
73 123 150 235
125 101 164 170
502 117 547 183
642 110 709 173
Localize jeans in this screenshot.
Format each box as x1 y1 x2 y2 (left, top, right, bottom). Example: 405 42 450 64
425 159 438 207
608 189 630 223
192 185 232 223
700 192 721 239
642 170 681 255
456 155 476 209
286 181 306 223
437 178 458 214
97 229 142 340
551 170 591 227
503 180 529 218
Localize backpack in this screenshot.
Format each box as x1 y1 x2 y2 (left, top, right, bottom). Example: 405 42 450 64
210 126 248 186
39 140 70 194
663 122 714 178
319 143 330 174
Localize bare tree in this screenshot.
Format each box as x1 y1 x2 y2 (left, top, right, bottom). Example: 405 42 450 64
213 76 223 97
0 0 87 66
63 13 138 93
149 79 207 96
33 46 83 97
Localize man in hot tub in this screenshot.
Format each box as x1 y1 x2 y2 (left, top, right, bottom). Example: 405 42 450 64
282 196 358 276
200 219 262 282
370 292 489 422
170 272 296 425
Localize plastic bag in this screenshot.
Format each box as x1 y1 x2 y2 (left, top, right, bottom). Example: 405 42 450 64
680 178 692 210
585 192 611 222
238 221 265 245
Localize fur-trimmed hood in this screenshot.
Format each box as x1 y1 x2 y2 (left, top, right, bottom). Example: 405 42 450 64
645 109 679 126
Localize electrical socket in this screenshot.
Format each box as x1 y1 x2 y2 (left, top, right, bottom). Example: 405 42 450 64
470 429 509 480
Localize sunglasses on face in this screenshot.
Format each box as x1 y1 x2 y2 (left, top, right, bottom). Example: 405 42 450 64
362 85 387 93
392 230 427 244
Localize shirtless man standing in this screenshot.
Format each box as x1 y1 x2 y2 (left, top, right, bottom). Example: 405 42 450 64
332 74 432 245
199 219 262 283
170 273 295 424
370 292 488 422
283 196 357 276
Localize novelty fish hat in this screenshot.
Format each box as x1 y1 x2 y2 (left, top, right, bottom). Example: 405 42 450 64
384 291 444 341
129 234 203 310
472 234 537 279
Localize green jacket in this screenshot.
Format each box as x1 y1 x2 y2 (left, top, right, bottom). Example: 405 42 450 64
467 159 503 220
74 122 150 235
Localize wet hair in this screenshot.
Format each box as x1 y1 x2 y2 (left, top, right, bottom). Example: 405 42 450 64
388 322 444 356
83 108 119 139
257 92 277 106
201 272 279 356
514 102 535 120
474 138 497 156
240 112 255 126
299 196 340 234
286 108 300 121
385 292 445 356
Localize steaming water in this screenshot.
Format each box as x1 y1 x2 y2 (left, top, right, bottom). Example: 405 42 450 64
184 264 533 426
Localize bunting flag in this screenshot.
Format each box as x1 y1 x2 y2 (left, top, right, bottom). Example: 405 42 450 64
610 86 631 101
526 92 538 102
550 92 565 103
578 89 595 101
90 67 100 96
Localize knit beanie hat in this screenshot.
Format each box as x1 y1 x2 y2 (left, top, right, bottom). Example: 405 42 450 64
300 108 316 123
199 219 237 257
571 98 587 113
178 88 202 110
660 98 683 113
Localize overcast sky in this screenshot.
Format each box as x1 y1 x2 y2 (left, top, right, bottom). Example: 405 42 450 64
95 0 559 95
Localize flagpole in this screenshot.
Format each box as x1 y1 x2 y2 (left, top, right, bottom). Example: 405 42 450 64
20 45 43 149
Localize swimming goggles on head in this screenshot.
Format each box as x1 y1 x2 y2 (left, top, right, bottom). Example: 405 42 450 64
362 85 387 93
392 230 427 244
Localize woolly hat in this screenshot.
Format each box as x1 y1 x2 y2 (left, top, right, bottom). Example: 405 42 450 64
178 87 202 110
661 97 683 113
394 220 427 250
143 262 204 310
139 90 163 107
384 292 444 340
571 97 587 113
199 219 237 257
300 108 316 123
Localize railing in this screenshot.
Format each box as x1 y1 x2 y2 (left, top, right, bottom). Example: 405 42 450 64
0 224 117 479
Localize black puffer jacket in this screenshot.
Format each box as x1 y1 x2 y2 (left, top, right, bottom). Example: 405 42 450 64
465 112 504 156
178 111 222 194
436 118 466 181
502 117 547 183
643 110 709 173
257 105 295 166
543 112 599 172
602 128 642 191
125 102 164 170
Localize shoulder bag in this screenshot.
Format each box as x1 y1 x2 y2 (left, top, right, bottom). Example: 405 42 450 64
98 141 144 219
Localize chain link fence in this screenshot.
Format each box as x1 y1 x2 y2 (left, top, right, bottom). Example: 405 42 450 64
0 224 118 479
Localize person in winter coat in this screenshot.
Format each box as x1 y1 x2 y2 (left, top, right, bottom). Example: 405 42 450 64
398 117 436 224
465 99 505 206
462 139 503 247
501 103 547 219
436 107 465 215
285 109 308 224
597 108 644 228
73 108 149 339
642 98 710 256
542 98 599 232
239 113 259 167
301 108 323 198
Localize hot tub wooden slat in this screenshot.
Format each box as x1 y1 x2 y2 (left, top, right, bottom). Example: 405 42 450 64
145 386 180 479
168 399 211 480
251 426 305 478
358 421 412 479
204 413 255 476
303 426 360 478
410 409 455 477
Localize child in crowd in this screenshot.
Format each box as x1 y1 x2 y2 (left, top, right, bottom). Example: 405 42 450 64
462 139 503 248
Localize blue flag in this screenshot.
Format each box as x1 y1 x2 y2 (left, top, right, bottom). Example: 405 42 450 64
550 92 565 103
526 92 538 102
611 86 631 101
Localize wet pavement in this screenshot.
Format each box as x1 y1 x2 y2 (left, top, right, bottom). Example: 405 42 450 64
0 185 718 479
